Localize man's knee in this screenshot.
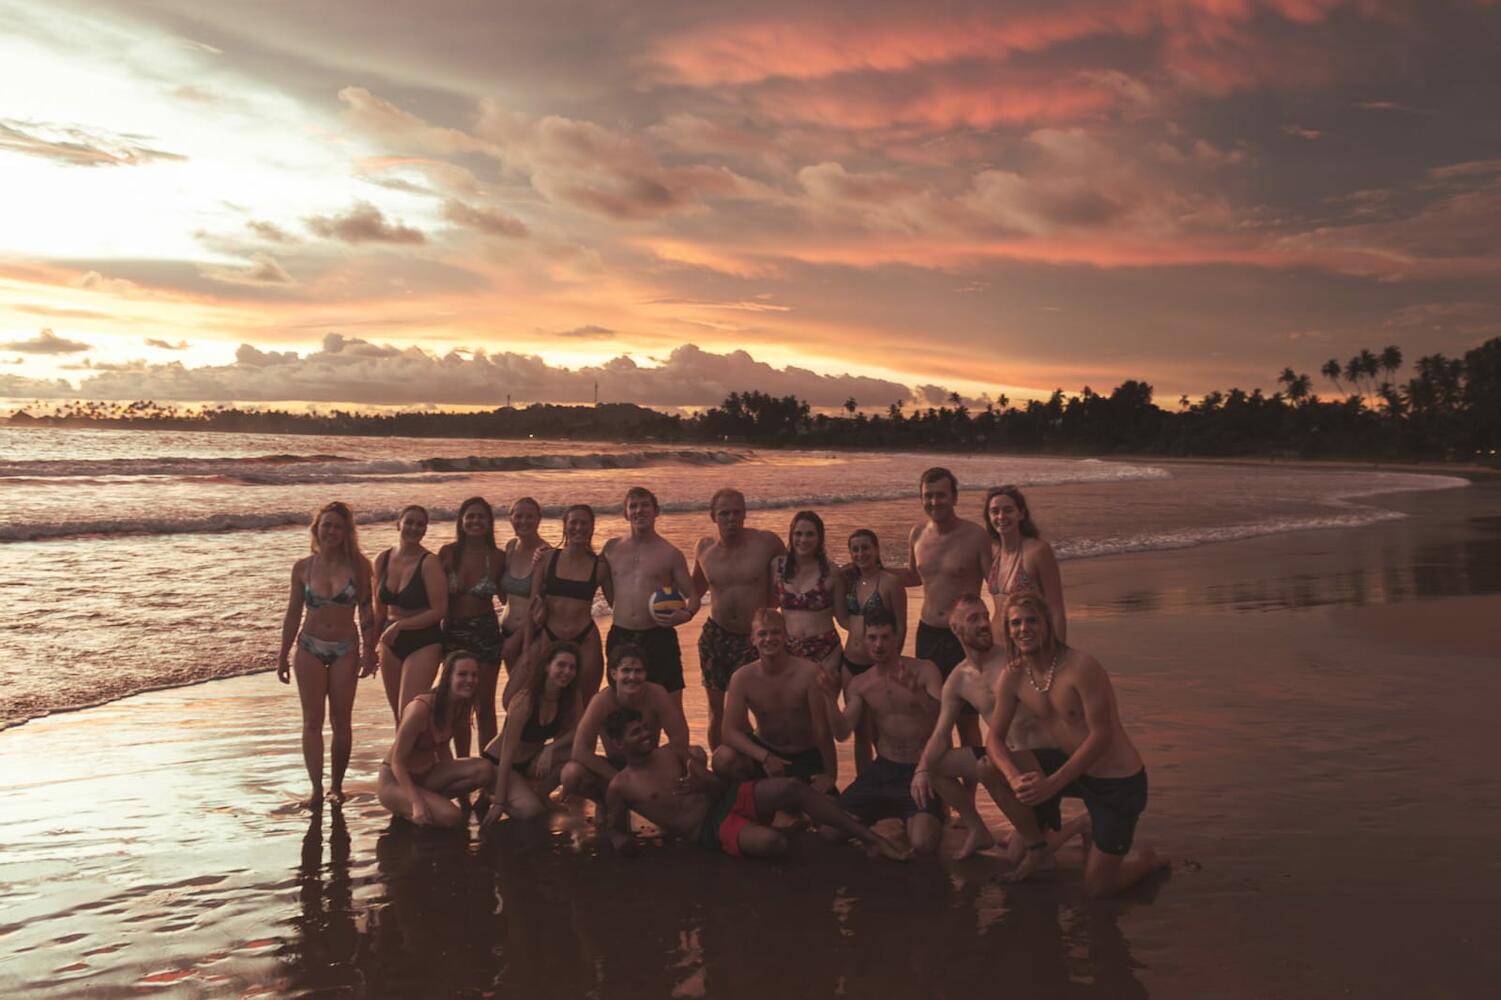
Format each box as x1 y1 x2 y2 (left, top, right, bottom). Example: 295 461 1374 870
710 744 739 774
738 825 789 859
909 815 942 855
560 762 588 795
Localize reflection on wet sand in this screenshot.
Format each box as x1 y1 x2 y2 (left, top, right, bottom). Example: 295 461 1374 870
270 811 1159 999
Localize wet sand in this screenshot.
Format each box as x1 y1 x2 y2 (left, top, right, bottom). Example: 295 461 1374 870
2 483 1499 998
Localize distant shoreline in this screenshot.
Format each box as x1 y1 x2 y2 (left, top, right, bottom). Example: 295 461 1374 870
8 409 1497 479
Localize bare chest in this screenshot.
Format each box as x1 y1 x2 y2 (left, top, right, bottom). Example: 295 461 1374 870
915 533 979 585
704 545 768 588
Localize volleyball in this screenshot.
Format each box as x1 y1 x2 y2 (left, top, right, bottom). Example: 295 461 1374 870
649 587 688 620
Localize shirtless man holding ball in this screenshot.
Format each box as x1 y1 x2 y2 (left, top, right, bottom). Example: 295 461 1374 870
602 486 699 707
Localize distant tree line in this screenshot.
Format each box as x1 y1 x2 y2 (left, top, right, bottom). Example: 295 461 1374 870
697 339 1500 463
9 337 1499 464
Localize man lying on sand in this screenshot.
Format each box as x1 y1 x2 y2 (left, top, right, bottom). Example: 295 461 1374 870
986 591 1169 898
603 707 909 861
561 642 688 814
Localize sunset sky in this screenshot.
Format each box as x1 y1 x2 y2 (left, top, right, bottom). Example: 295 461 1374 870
2 0 1499 409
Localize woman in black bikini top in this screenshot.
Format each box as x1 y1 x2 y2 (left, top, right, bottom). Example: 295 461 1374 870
440 496 507 763
374 504 449 723
525 504 610 699
479 640 583 826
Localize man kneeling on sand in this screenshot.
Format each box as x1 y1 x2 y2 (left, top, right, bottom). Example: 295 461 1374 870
987 591 1168 898
711 608 837 792
603 708 908 861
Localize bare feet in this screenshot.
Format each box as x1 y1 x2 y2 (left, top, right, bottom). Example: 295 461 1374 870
325 788 347 806
1003 842 1057 883
299 790 324 812
954 826 996 860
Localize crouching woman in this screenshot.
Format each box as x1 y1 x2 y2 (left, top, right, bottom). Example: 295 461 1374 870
378 650 495 828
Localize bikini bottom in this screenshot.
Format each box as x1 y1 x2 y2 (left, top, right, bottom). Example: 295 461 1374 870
298 632 354 667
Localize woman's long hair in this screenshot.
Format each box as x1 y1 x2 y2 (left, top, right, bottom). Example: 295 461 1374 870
518 640 583 734
983 485 1041 542
309 501 365 567
430 649 477 731
447 496 498 578
783 510 830 582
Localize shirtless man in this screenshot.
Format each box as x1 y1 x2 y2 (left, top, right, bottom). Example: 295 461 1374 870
692 487 785 748
560 642 689 811
603 708 907 861
898 467 993 746
711 609 836 792
602 486 698 706
910 595 1087 868
821 607 945 855
987 591 1167 898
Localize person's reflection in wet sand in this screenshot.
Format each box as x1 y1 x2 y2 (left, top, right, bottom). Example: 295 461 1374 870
474 819 594 998
555 829 710 999
362 821 506 995
279 808 359 994
690 833 844 998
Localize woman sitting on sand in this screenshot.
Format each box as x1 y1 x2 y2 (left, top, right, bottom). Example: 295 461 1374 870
525 504 609 697
378 650 495 828
277 501 376 807
498 496 550 701
984 485 1067 642
480 640 583 826
770 510 846 681
374 505 449 721
835 528 906 773
440 496 505 758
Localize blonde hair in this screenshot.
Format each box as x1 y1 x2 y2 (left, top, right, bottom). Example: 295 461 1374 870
310 501 364 566
1000 590 1066 662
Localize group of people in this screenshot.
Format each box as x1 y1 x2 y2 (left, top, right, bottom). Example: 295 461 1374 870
278 470 1165 897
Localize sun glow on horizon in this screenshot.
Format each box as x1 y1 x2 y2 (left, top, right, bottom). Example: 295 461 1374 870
1 0 1497 408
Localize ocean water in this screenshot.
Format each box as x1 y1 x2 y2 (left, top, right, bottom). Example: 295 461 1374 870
0 425 1468 728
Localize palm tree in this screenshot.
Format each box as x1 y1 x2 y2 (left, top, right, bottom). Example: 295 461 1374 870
844 397 858 416
1278 367 1312 403
1321 358 1344 396
1379 345 1403 388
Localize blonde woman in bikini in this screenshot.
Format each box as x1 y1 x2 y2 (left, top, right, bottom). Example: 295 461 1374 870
277 501 376 808
984 486 1066 643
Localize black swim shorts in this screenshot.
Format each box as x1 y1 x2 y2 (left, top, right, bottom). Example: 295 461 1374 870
606 623 685 693
747 732 827 784
1029 747 1149 857
837 755 942 824
915 620 973 715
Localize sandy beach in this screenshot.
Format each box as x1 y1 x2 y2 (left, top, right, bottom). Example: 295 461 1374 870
2 481 1499 998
